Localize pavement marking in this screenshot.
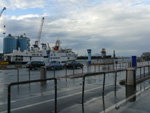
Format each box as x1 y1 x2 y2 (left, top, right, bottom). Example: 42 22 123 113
99 85 150 113
0 84 113 113
0 86 82 106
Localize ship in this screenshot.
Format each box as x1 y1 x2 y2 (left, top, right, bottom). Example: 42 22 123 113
4 40 78 64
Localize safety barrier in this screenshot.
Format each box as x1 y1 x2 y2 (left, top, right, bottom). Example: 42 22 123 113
81 69 127 104
7 78 57 113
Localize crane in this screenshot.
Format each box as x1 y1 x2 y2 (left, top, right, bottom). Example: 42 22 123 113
47 43 51 50
35 17 44 47
1 7 6 36
0 7 6 17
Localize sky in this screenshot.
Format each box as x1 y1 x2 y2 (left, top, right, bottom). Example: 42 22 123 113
0 0 150 57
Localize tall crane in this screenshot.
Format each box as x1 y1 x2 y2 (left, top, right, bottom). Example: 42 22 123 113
35 17 44 47
1 7 6 36
0 7 6 17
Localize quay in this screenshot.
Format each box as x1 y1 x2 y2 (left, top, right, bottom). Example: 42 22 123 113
0 61 150 113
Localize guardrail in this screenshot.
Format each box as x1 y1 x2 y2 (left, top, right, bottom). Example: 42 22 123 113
7 78 57 113
81 64 150 104
81 69 127 104
6 61 150 112
136 65 150 78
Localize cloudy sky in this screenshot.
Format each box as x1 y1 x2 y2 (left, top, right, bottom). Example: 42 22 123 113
0 0 150 57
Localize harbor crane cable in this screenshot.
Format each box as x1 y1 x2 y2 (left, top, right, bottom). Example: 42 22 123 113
35 17 44 47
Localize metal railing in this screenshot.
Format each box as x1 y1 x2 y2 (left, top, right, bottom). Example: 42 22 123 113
6 61 150 112
81 69 127 104
8 78 57 113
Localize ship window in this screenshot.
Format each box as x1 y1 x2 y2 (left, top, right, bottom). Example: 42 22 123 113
40 54 42 56
37 54 39 56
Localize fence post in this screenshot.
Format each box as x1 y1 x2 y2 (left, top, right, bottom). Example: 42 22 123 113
102 73 106 95
82 76 85 104
8 85 11 113
8 78 57 113
114 72 117 92
40 66 47 85
29 69 30 81
54 78 57 113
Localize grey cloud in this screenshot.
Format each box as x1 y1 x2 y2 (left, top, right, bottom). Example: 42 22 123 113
0 0 150 56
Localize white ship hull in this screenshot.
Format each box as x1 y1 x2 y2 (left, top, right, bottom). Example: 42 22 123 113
4 40 77 64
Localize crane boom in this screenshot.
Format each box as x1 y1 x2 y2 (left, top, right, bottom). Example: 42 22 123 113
0 7 6 17
35 17 44 47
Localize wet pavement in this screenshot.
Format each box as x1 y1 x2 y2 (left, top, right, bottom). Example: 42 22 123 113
0 61 150 113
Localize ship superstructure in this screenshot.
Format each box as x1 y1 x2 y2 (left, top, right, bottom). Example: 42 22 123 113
50 40 77 62
4 40 77 64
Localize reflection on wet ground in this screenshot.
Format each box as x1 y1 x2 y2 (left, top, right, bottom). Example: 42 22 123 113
0 62 150 113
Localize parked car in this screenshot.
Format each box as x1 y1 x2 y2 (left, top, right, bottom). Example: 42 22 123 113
26 61 45 70
65 61 84 68
61 61 67 66
46 61 64 70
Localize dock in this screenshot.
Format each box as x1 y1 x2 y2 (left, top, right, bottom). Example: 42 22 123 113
0 61 150 113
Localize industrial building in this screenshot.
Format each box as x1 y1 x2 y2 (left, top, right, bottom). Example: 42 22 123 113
3 34 30 54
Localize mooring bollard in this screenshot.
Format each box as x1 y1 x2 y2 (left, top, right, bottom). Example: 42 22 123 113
40 66 47 85
126 85 136 102
126 68 136 86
